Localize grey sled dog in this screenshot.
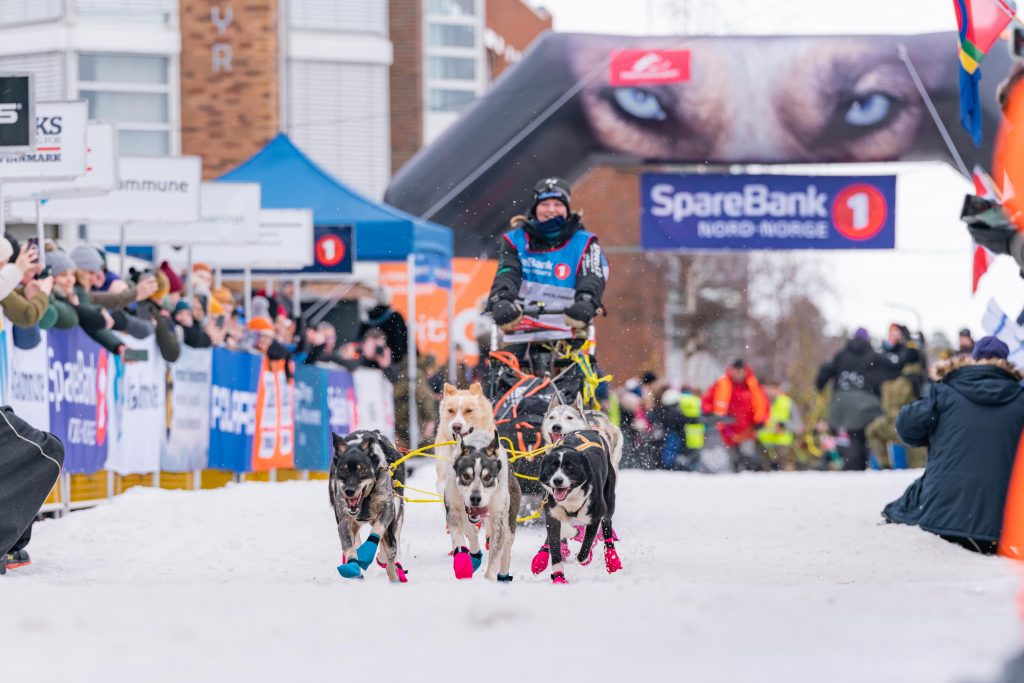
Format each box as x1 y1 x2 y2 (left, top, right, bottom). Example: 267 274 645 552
541 392 623 472
330 430 408 582
444 433 521 581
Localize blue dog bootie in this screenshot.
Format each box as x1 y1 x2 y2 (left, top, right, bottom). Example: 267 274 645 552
497 573 513 582
355 533 381 570
470 550 483 573
337 559 363 579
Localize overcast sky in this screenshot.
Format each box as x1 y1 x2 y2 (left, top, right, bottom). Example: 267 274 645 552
527 0 1023 344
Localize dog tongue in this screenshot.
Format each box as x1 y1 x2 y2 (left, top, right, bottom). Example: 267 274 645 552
468 506 489 518
553 487 569 502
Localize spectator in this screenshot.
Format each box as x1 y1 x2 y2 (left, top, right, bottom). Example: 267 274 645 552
173 301 212 349
702 359 770 471
126 267 180 363
866 347 927 468
359 327 392 371
1 239 53 331
650 387 693 470
303 321 348 367
955 327 975 359
247 315 292 373
72 246 156 342
43 249 79 330
757 382 803 470
882 323 912 366
358 286 408 371
815 329 900 470
883 336 1024 554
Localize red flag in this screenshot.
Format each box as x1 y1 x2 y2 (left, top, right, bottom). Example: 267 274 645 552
609 50 690 87
971 165 1000 293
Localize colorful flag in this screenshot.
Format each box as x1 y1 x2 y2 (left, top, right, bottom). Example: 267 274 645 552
953 0 1017 145
972 165 1002 292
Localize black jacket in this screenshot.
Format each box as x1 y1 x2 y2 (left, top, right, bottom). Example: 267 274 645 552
817 338 901 431
488 214 606 309
884 359 1024 542
359 305 408 367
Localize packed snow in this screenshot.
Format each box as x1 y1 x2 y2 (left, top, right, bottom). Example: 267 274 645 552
2 468 1020 683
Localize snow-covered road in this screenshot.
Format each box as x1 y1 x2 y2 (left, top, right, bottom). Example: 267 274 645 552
2 469 1020 683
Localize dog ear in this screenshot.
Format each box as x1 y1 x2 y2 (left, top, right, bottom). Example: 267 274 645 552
469 382 483 396
443 383 457 396
549 391 562 409
360 436 374 452
574 393 586 413
456 431 468 454
331 432 346 449
486 431 500 456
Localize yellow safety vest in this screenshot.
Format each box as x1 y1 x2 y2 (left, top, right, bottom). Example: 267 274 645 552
679 394 705 449
607 391 622 427
758 395 794 446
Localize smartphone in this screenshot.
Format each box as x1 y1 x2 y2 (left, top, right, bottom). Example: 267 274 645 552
26 237 39 251
123 348 149 363
35 265 52 280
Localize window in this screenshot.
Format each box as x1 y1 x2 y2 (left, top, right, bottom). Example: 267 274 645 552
74 0 175 24
428 56 476 81
428 23 475 48
79 54 168 84
118 130 169 156
426 0 475 17
429 88 476 112
77 53 174 157
80 91 169 123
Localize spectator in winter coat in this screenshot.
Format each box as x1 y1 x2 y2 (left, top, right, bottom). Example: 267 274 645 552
954 328 975 360
650 387 694 470
1 260 53 329
173 301 212 349
358 286 408 371
44 249 79 330
866 347 927 468
816 329 901 470
702 359 769 447
883 337 1024 554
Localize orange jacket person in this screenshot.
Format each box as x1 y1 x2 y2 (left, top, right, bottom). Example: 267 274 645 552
701 359 770 446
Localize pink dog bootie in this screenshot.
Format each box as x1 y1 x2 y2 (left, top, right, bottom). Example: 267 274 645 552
551 571 569 585
453 547 474 580
604 545 622 573
531 544 550 575
394 562 409 583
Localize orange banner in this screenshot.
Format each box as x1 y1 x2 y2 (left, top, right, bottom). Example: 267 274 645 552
251 358 295 471
379 257 497 366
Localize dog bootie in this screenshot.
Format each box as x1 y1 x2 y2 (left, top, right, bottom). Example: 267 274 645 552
497 573 513 582
572 525 586 543
453 547 474 580
578 543 595 566
393 562 409 584
337 559 363 579
604 545 622 574
470 550 483 573
355 533 380 570
560 541 571 562
551 571 569 585
531 544 550 575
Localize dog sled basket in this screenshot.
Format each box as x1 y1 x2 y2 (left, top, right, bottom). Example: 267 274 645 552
490 351 585 496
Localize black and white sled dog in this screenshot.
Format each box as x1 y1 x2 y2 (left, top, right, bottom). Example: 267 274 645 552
329 430 408 583
537 430 622 583
445 433 521 581
542 392 623 472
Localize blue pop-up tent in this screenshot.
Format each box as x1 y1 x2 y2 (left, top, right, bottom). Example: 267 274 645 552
219 133 455 446
219 133 452 263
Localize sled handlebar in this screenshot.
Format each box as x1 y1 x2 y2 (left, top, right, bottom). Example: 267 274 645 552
516 302 567 317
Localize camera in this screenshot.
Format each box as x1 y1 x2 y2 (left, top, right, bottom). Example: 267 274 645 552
960 194 1024 271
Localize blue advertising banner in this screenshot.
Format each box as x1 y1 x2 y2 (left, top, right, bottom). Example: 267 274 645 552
293 364 328 471
208 347 262 472
326 367 355 440
641 173 896 251
47 328 109 473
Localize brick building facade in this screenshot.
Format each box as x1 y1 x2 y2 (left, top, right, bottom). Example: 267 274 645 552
180 0 281 180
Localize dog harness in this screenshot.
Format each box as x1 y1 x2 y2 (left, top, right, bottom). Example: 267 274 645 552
502 228 607 343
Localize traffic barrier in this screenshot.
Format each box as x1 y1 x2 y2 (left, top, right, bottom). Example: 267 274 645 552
0 324 395 513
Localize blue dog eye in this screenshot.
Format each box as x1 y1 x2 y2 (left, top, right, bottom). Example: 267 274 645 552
844 93 891 127
613 87 668 122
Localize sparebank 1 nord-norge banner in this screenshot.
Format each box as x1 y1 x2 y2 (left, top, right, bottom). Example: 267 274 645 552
640 173 896 251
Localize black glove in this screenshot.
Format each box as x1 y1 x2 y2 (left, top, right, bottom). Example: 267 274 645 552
490 298 522 327
564 296 597 329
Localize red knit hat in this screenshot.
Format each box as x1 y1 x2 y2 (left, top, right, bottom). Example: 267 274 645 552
159 261 184 294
